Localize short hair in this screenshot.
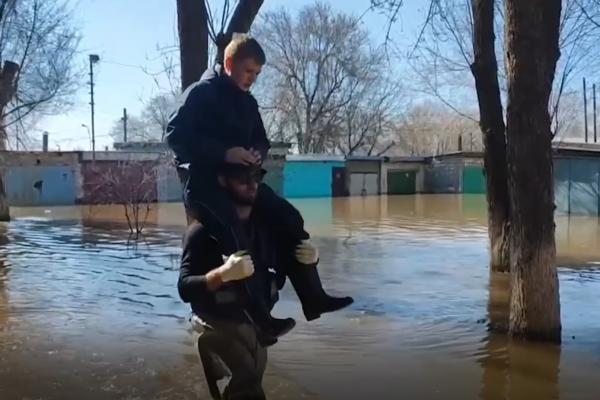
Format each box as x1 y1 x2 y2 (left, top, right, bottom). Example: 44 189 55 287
224 34 266 65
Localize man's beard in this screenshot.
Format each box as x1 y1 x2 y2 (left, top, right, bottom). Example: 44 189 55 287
226 188 256 206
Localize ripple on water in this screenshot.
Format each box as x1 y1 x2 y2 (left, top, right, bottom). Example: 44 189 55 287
1 199 600 399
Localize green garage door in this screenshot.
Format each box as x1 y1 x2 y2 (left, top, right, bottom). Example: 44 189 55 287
463 166 486 194
387 170 416 194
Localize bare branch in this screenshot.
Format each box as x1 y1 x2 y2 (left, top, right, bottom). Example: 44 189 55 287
575 0 600 28
0 0 81 148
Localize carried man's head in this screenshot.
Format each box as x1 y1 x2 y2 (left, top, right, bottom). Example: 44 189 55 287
223 34 266 92
217 163 266 206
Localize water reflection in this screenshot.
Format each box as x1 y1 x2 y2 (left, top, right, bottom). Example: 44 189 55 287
0 196 599 399
479 271 561 400
479 336 561 400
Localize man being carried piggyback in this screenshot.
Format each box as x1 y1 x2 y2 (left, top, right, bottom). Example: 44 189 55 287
167 34 353 345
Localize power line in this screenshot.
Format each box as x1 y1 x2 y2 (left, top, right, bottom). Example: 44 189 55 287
101 59 147 70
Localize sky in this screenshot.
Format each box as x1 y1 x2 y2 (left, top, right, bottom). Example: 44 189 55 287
41 0 426 151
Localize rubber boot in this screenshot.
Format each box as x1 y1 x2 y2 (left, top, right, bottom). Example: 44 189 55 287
245 295 296 347
253 316 296 347
287 261 354 321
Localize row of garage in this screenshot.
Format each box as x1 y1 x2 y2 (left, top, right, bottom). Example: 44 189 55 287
0 150 490 206
281 153 490 198
282 155 426 198
6 147 600 217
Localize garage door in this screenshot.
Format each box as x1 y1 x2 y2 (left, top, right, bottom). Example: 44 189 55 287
387 170 416 195
463 166 486 194
350 173 378 196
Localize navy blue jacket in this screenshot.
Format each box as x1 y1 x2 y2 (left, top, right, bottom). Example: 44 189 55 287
165 65 270 178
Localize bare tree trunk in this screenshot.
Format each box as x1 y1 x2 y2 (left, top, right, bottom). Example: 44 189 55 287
176 0 209 90
0 173 9 222
176 0 208 225
505 0 562 342
215 0 264 64
0 60 19 222
471 0 511 273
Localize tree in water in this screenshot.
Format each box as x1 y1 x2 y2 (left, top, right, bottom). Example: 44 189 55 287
0 0 80 221
374 0 600 273
470 0 510 273
504 0 562 342
372 0 510 271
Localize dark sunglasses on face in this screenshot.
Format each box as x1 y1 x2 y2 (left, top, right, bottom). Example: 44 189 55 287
230 170 266 184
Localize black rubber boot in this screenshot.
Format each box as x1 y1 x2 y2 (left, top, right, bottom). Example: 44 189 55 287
287 261 354 321
266 316 296 338
246 294 296 347
253 316 296 347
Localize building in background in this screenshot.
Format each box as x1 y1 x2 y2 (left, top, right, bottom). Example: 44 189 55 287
3 141 600 216
284 155 346 198
345 156 383 196
382 156 427 195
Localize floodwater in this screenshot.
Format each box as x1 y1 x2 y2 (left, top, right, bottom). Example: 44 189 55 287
1 195 600 399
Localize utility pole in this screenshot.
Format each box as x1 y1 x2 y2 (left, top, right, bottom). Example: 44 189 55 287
42 131 48 152
89 54 100 160
584 78 588 143
594 83 597 144
122 108 128 143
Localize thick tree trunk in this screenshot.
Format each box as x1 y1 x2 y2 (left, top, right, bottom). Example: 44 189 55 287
176 0 209 91
0 60 19 222
487 270 510 333
176 0 208 225
470 0 511 273
505 0 562 342
0 172 9 222
215 0 264 64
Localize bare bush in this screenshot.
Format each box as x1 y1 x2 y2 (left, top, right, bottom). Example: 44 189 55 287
87 160 159 238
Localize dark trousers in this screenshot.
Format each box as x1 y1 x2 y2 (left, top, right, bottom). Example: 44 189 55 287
197 319 267 400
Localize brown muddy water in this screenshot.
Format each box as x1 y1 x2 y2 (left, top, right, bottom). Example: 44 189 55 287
1 195 600 400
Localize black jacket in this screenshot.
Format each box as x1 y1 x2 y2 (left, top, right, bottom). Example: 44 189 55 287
165 65 270 176
178 219 283 321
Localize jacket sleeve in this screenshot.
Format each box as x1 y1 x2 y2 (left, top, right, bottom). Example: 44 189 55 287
166 84 228 166
250 97 271 161
177 223 222 304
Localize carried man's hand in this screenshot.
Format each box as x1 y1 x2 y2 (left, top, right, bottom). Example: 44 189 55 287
225 147 261 165
249 147 262 163
295 240 319 265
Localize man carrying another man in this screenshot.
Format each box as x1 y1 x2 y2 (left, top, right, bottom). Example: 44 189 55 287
168 34 354 398
178 162 288 399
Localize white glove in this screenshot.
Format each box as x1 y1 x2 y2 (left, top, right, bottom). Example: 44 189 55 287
295 240 319 265
218 251 254 282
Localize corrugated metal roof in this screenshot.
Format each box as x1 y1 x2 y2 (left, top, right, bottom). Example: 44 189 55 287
286 154 345 162
384 156 428 163
346 155 385 161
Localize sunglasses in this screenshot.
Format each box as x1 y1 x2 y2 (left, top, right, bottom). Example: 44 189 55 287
228 169 266 184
